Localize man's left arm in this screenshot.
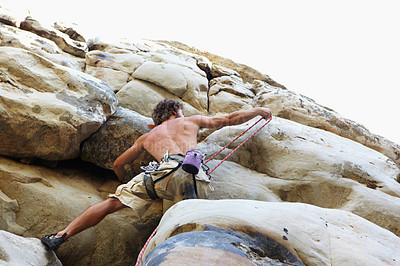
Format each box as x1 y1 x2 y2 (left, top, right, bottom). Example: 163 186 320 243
113 135 146 182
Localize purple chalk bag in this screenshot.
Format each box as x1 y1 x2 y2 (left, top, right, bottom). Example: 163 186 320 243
182 149 203 174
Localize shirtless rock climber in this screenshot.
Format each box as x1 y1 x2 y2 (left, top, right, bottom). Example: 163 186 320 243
41 99 271 251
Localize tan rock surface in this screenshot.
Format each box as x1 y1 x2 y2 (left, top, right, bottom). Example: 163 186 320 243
252 80 400 169
20 16 87 58
141 200 400 266
0 156 162 265
0 47 117 160
0 23 85 71
0 230 62 266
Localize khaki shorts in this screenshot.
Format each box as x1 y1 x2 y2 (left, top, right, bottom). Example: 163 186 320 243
109 155 212 214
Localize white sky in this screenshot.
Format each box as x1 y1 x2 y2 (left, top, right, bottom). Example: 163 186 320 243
2 0 399 144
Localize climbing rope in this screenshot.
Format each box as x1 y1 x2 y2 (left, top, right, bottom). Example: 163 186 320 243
135 116 272 266
135 225 159 266
207 116 272 174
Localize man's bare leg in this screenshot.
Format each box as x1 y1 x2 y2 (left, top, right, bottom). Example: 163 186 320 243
54 197 127 240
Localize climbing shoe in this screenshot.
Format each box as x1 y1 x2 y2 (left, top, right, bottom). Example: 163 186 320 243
41 232 68 251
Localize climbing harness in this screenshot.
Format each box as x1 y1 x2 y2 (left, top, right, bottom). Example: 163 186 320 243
135 116 272 266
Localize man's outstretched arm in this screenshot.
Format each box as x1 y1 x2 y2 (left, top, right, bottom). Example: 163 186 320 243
192 107 272 129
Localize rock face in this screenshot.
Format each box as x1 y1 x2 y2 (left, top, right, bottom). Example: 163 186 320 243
0 7 399 266
0 230 62 266
0 156 162 265
0 47 117 160
141 200 400 266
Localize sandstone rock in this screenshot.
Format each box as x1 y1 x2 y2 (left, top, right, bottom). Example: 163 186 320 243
208 75 254 114
80 107 154 176
0 156 162 265
84 50 145 92
0 189 25 235
133 61 208 111
209 63 240 78
0 23 85 71
141 200 400 266
205 160 400 237
86 50 145 73
156 40 286 89
85 65 131 92
252 80 400 169
0 47 117 160
200 117 400 198
0 6 18 27
20 16 87 58
207 160 281 202
116 79 202 117
0 230 62 266
53 21 86 42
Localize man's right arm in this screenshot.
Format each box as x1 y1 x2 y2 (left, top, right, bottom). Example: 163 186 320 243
192 107 272 129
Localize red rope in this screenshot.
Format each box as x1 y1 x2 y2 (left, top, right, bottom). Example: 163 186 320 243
204 117 263 164
208 117 272 174
135 116 272 265
135 225 158 266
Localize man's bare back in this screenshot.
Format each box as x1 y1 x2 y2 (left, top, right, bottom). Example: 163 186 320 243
143 116 200 161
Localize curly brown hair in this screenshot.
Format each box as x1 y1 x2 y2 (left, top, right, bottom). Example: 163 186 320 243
152 99 184 126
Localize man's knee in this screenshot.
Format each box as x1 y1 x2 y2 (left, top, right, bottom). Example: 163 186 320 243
106 197 126 212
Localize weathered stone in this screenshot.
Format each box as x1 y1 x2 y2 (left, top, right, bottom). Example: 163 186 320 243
84 50 146 91
252 80 400 169
133 61 208 111
80 107 153 176
200 117 400 198
0 156 162 266
0 47 117 160
0 189 25 235
20 16 87 58
86 50 145 73
0 6 18 27
210 63 240 78
53 21 86 42
85 65 131 92
206 160 400 237
0 23 85 71
208 75 254 114
0 230 62 266
116 79 202 117
156 40 286 89
141 200 400 266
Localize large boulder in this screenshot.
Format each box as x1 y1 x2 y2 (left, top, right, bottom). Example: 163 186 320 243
206 160 400 237
0 230 62 266
19 16 87 58
0 47 118 161
140 200 400 266
84 50 146 92
200 117 400 197
156 40 286 89
133 61 208 111
252 80 400 169
0 156 162 265
0 23 85 71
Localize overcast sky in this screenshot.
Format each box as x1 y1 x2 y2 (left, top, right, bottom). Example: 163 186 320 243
2 0 399 144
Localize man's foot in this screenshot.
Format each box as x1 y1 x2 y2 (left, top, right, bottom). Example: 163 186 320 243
41 233 68 251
